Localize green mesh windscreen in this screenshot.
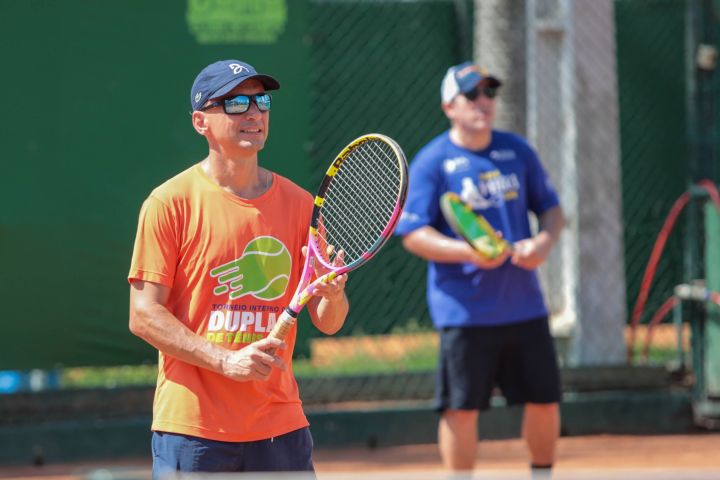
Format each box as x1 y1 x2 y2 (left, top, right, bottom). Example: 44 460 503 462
616 0 690 328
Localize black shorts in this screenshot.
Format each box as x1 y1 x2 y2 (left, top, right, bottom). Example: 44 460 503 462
434 316 561 411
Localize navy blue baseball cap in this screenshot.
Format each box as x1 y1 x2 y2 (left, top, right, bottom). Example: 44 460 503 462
441 61 501 103
190 60 280 111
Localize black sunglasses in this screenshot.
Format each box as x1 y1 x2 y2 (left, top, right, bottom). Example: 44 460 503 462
463 85 499 101
200 93 272 114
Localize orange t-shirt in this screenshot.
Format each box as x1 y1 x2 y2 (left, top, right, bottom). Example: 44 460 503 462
128 163 313 442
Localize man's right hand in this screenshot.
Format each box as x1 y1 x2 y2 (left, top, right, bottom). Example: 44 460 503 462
220 337 287 382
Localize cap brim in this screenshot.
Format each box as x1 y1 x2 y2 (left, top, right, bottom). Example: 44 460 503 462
464 76 502 92
250 74 281 91
456 71 503 97
210 74 281 100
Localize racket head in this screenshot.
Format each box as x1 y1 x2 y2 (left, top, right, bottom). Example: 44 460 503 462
310 133 408 272
439 192 509 259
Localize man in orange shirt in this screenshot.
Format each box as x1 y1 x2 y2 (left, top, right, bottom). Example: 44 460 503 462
128 59 349 477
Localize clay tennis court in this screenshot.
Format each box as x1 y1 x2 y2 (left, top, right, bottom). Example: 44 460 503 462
1 434 719 479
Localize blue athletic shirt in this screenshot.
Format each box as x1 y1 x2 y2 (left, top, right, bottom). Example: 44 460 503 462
395 130 560 328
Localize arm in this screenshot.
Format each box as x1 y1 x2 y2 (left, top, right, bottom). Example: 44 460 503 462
306 246 349 335
307 281 349 335
511 205 565 270
129 279 286 381
402 225 510 269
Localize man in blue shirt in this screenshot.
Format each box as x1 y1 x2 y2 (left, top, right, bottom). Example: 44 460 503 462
396 61 565 477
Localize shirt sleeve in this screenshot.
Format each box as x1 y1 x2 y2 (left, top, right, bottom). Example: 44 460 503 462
524 144 560 216
127 195 179 287
394 149 444 236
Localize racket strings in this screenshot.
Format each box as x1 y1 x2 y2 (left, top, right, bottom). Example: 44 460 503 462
319 139 403 265
321 169 399 259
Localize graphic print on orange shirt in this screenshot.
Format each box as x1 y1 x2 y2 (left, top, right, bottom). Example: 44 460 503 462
206 235 292 347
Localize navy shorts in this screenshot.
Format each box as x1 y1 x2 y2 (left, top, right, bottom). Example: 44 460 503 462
434 316 561 411
151 427 315 479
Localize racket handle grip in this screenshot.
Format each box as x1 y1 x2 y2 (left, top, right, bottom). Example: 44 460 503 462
267 308 298 353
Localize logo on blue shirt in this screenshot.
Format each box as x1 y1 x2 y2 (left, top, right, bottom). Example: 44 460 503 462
489 149 517 161
460 172 520 210
443 156 471 173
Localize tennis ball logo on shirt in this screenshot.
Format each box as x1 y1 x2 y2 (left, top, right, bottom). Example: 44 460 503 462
210 236 292 300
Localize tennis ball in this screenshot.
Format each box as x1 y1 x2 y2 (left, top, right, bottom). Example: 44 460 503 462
242 237 292 300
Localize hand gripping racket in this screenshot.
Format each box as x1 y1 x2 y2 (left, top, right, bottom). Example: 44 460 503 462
439 192 510 260
267 133 408 343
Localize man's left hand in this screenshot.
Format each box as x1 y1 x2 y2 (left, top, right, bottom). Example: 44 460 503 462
510 233 554 270
305 246 347 302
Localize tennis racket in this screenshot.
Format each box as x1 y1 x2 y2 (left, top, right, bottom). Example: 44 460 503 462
439 191 511 260
267 133 408 344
